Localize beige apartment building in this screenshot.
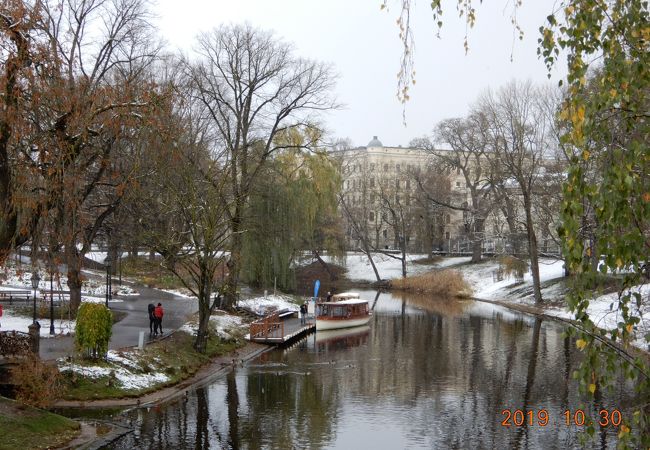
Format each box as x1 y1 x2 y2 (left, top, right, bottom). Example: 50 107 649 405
335 136 561 256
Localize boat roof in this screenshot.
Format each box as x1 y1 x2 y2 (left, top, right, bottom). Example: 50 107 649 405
321 299 367 305
331 292 360 300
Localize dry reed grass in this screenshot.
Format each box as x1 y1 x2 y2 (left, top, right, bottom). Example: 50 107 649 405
390 269 472 298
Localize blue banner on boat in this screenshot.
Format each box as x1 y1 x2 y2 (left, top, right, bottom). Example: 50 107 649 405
314 279 320 299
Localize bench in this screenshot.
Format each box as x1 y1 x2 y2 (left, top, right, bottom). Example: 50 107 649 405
0 290 32 304
41 291 70 307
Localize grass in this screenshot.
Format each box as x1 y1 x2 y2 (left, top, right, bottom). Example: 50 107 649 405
390 269 472 298
119 256 187 290
60 328 244 401
0 396 80 450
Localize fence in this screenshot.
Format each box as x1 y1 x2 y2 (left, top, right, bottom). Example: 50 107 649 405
249 313 284 340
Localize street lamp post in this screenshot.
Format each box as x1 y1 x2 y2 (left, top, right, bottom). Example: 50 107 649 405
31 271 41 324
105 257 112 308
49 266 55 335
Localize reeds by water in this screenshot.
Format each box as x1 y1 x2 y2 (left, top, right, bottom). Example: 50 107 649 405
390 269 472 298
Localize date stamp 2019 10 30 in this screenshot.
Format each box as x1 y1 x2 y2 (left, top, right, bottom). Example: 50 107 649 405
501 409 623 428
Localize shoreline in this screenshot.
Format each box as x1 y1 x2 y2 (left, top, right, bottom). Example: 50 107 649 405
53 340 271 409
470 295 650 361
50 341 273 449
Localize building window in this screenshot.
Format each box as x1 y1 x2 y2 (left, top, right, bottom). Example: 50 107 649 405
369 211 375 222
395 179 400 190
456 181 461 187
446 214 451 224
405 196 410 206
445 231 450 240
384 163 389 171
370 163 375 171
406 179 410 189
383 229 388 238
457 168 461 175
396 164 400 172
370 177 375 187
370 193 375 203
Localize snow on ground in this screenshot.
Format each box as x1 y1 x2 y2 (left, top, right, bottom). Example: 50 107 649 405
160 288 196 299
237 294 299 316
457 258 566 302
546 284 650 351
0 309 74 337
322 252 436 282
180 313 245 339
0 265 139 297
433 256 472 268
58 361 169 391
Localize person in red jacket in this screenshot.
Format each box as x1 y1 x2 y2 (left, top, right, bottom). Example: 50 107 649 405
154 303 164 335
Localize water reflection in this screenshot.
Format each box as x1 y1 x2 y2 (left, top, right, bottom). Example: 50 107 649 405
108 292 636 449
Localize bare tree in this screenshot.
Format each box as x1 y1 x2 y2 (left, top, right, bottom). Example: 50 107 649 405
186 24 337 307
431 113 496 262
478 80 556 304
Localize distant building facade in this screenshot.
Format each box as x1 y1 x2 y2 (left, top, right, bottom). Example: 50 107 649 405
335 136 561 256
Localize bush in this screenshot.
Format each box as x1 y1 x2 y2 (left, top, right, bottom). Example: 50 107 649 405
390 269 471 298
75 303 112 359
11 355 63 408
498 256 529 281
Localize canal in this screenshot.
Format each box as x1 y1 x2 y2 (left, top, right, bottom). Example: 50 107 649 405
106 290 637 449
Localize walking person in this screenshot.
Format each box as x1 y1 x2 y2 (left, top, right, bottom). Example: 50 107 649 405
154 302 164 335
300 302 306 325
148 303 156 335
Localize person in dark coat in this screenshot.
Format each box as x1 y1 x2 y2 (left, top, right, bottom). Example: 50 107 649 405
148 303 156 335
154 303 164 335
300 302 306 324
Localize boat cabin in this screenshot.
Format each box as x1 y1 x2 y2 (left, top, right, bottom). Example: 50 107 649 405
316 300 369 319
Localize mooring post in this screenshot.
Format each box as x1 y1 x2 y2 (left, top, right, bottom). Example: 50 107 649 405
138 330 145 350
28 322 40 355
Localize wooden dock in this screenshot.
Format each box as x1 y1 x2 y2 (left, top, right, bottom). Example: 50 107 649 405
249 311 315 345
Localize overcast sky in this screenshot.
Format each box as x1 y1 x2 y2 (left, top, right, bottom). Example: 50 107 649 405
155 0 566 148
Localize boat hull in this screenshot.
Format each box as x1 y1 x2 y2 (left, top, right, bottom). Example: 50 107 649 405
316 315 371 331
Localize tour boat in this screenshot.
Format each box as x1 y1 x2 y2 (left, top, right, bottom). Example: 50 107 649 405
315 295 371 330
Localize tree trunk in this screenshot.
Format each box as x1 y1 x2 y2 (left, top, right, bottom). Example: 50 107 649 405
470 217 484 263
224 212 242 309
194 277 212 353
67 263 83 313
523 195 543 304
313 249 336 281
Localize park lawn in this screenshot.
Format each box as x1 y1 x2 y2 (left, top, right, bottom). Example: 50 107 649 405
60 330 243 401
0 396 80 450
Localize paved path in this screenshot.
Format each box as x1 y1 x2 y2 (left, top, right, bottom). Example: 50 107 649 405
39 282 199 361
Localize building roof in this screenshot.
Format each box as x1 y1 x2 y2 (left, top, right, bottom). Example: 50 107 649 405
367 135 383 147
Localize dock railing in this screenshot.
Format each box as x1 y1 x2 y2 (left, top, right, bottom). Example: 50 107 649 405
250 312 284 340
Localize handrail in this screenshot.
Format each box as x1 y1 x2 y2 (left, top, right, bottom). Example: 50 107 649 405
250 312 284 339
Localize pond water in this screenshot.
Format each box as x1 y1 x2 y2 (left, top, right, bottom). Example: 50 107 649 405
107 290 637 449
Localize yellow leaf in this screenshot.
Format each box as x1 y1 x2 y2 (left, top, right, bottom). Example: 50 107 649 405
582 150 590 160
616 258 623 268
576 339 587 350
618 424 630 438
609 89 617 98
626 324 633 333
588 383 596 394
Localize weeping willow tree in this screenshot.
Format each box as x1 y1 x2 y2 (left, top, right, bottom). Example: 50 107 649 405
242 146 343 291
